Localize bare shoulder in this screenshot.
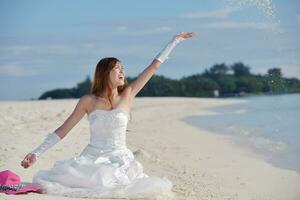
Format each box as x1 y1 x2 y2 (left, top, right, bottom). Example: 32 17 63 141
80 94 94 103
81 94 95 101
79 94 95 111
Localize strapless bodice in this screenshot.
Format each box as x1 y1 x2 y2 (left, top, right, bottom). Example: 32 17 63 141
83 108 130 154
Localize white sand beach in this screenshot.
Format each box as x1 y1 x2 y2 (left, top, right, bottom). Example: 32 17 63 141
1 97 300 200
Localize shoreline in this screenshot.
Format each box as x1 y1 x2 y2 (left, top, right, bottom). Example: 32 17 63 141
2 91 300 102
1 97 300 199
181 95 300 174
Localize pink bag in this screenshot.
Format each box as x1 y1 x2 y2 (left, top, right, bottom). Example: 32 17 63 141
0 169 42 195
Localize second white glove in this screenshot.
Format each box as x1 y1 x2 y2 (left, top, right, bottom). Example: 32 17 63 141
31 132 61 159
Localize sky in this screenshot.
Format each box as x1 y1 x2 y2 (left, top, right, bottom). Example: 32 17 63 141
0 0 299 100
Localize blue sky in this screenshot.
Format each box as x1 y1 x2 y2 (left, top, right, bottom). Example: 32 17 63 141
0 0 299 100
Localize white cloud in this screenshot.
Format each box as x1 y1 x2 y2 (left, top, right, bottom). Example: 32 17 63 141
156 26 173 32
178 6 279 31
116 26 173 36
0 45 77 57
116 26 128 32
42 45 77 54
203 20 278 30
82 43 95 49
0 63 37 77
222 0 276 19
0 45 33 56
180 6 240 19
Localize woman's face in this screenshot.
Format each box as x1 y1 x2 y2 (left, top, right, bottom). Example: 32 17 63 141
109 61 126 87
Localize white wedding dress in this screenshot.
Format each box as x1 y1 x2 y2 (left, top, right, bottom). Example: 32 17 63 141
32 108 174 199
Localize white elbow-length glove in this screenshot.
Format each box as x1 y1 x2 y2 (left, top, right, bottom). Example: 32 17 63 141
154 34 186 63
31 132 61 158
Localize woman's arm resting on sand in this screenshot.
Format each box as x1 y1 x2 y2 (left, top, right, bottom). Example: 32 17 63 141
21 95 91 168
32 95 90 156
128 32 197 98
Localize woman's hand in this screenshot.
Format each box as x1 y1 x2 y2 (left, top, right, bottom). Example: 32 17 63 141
175 32 197 39
21 153 36 168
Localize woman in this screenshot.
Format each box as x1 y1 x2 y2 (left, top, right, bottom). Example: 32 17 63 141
21 32 197 199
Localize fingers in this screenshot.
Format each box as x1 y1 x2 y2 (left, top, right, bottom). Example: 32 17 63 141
185 32 197 37
21 159 29 168
20 154 35 168
175 32 198 39
21 158 30 168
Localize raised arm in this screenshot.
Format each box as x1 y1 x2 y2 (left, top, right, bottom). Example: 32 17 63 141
128 32 197 98
20 95 91 168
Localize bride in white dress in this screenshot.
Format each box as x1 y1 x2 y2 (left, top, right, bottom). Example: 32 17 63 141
20 32 196 199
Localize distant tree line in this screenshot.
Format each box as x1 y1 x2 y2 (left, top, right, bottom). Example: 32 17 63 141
38 62 300 100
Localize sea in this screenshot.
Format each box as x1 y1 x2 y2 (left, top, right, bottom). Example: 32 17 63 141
182 93 300 173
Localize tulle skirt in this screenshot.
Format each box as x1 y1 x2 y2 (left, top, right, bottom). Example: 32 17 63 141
32 145 174 199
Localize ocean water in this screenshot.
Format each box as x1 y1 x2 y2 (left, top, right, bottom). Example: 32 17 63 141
182 93 300 172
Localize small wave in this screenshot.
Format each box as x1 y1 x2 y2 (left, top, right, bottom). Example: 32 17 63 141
248 136 288 153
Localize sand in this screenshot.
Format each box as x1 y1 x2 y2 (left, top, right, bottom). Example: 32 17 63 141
1 97 300 200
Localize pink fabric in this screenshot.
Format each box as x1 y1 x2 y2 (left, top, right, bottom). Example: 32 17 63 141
0 170 20 185
0 169 41 195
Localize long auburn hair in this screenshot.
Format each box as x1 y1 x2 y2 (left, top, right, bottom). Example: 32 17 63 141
90 57 129 104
